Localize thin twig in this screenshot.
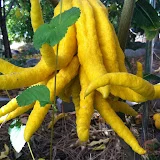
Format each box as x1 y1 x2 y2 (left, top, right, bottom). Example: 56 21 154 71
0 90 12 128
118 0 135 51
27 142 35 160
50 1 63 159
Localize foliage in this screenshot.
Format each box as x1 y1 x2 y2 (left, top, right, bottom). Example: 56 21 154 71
6 0 53 43
102 0 160 39
33 7 80 49
6 0 160 43
133 0 160 40
17 85 52 107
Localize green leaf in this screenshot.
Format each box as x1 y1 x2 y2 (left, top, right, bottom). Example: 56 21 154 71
92 144 106 151
9 119 21 129
145 30 159 40
8 120 26 153
135 0 160 28
33 7 80 49
33 24 51 49
16 85 52 107
133 0 160 40
143 74 160 81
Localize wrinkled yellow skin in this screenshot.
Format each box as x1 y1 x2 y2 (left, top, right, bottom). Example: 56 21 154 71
111 86 147 102
155 120 160 129
70 76 81 112
96 0 108 15
152 84 160 99
94 92 146 155
86 72 155 99
153 113 160 121
24 56 79 141
88 0 119 72
0 98 20 117
0 104 34 123
30 0 44 32
136 62 143 78
108 100 138 116
40 44 56 68
0 58 24 74
31 0 77 69
72 0 109 98
110 24 128 72
30 0 56 68
76 67 94 142
24 101 52 142
40 0 78 69
0 78 50 122
0 58 54 90
153 113 160 129
53 0 77 69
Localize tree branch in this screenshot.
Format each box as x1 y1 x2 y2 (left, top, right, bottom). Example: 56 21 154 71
118 0 136 51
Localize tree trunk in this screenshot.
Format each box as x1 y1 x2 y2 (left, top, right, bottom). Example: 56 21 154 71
0 0 12 58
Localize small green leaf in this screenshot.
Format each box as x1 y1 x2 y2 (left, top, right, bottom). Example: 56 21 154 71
92 144 106 151
143 74 160 81
8 120 26 153
9 119 21 129
145 30 159 40
52 104 58 112
16 85 52 107
33 7 80 49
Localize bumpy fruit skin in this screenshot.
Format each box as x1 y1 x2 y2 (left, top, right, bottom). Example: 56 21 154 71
111 86 147 102
153 113 160 130
72 0 109 98
70 76 81 112
94 92 146 155
108 100 138 116
30 0 44 32
87 0 119 73
0 58 54 90
0 58 24 74
0 104 34 123
53 0 77 70
136 62 143 78
109 22 128 72
76 67 94 142
153 85 160 99
155 120 160 130
0 79 49 124
0 98 20 117
85 72 155 100
24 56 80 142
153 113 160 121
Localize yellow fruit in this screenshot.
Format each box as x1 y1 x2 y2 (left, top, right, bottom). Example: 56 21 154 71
153 113 160 121
155 120 160 129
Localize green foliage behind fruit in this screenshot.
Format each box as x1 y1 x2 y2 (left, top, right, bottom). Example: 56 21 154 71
6 0 53 43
